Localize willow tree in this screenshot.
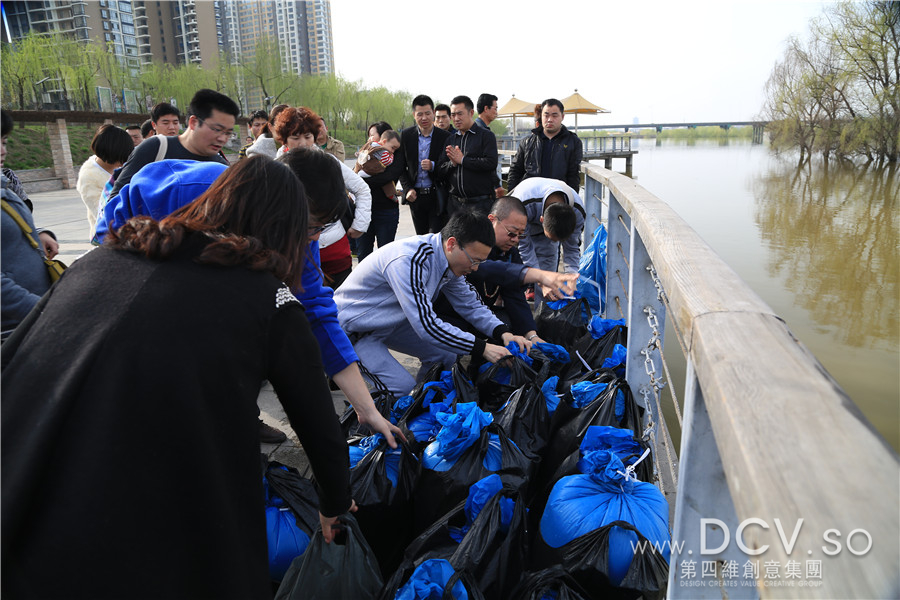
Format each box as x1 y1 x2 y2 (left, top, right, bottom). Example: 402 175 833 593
762 1 899 163
1 31 53 109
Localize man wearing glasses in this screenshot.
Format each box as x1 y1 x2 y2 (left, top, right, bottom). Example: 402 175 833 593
434 196 578 343
334 210 532 398
107 89 239 202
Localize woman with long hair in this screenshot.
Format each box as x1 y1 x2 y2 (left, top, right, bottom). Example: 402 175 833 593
2 155 354 599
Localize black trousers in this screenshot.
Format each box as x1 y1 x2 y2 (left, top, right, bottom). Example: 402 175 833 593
408 188 444 234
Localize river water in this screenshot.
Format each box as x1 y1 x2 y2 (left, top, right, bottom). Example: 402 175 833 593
590 138 899 451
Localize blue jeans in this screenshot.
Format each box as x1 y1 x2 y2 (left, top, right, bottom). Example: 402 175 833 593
357 207 399 262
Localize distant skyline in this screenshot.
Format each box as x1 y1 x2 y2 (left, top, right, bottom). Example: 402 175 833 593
331 0 829 126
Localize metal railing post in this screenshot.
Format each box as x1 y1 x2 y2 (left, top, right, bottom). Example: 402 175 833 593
668 362 757 599
623 222 666 417
582 174 605 250
605 191 628 321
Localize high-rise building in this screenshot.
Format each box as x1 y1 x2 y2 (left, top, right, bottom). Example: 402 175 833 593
2 0 335 110
2 1 223 68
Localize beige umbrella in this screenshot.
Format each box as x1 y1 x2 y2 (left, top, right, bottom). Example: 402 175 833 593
560 89 610 131
497 95 537 140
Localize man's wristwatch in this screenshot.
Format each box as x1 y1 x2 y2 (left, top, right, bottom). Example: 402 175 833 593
527 334 538 341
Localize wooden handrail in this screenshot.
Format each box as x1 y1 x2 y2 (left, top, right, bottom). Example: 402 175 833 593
583 163 899 599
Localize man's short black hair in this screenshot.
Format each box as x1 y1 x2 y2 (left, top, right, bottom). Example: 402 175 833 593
490 195 526 222
91 124 134 165
411 95 434 111
250 109 268 122
1 109 13 137
435 103 451 114
477 93 498 114
543 201 576 241
450 95 474 111
140 119 154 137
150 102 181 123
186 89 240 121
441 209 495 249
124 124 141 132
541 98 565 113
277 148 347 226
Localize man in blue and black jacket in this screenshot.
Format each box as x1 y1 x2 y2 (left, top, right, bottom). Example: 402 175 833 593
433 196 578 344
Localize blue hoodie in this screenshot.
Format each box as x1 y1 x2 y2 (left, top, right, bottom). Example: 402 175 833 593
94 160 229 241
93 160 358 376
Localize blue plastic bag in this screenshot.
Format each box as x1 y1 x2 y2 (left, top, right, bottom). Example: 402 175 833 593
601 343 627 369
580 426 643 463
407 399 452 443
570 380 609 408
348 433 403 486
541 376 562 414
422 403 494 471
396 559 470 600
266 506 311 581
540 450 669 585
588 316 626 340
531 342 570 364
577 223 607 315
449 474 516 542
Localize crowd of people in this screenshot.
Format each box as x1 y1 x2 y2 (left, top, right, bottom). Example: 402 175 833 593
1 87 590 597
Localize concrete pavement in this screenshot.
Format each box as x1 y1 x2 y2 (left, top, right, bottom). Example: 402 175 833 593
27 183 422 472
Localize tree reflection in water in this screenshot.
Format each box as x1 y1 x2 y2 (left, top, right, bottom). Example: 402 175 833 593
752 162 898 351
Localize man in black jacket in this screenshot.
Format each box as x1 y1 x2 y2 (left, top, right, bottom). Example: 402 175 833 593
435 95 499 217
398 95 451 234
507 98 584 191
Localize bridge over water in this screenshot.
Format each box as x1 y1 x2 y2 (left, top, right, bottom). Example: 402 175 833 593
572 121 769 144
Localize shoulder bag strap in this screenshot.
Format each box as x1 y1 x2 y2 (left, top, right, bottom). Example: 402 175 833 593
1 199 40 250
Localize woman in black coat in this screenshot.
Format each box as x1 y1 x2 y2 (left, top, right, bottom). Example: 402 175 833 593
1 156 354 599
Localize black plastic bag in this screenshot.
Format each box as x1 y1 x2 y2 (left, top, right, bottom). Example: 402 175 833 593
548 521 669 600
274 513 383 600
349 436 420 577
263 460 323 582
449 484 529 600
378 498 469 600
528 344 572 384
535 297 590 347
381 559 487 600
494 382 551 462
340 365 395 439
508 566 593 600
533 377 642 506
264 461 321 537
450 358 479 405
475 355 537 414
559 324 628 386
413 423 532 536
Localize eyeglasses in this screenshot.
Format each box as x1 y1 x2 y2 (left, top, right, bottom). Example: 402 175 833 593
502 224 525 240
459 244 484 267
308 223 329 235
198 118 235 139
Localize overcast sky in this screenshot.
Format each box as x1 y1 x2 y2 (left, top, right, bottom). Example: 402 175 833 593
331 0 829 126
